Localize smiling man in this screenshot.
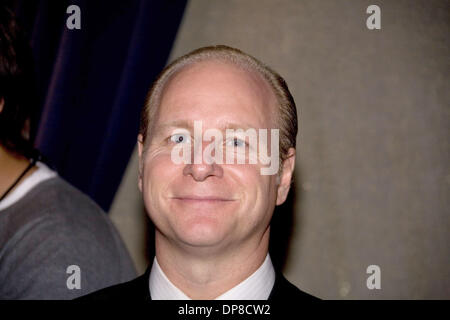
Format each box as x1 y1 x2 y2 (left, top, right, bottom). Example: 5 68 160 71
82 45 317 301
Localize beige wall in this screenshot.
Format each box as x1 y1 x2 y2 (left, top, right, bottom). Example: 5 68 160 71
110 0 450 299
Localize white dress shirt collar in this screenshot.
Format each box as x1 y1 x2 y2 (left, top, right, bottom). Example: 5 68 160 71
149 254 275 300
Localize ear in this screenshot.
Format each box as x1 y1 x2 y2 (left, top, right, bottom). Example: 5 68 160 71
276 148 296 206
137 134 144 192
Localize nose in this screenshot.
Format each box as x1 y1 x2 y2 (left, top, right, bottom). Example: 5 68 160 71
183 162 223 181
183 139 224 181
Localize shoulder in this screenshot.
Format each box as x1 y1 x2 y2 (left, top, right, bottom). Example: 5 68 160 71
269 271 319 301
2 176 120 249
0 176 136 299
27 176 104 218
266 272 320 318
2 176 104 224
77 268 151 301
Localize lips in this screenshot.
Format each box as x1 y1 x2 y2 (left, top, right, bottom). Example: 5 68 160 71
171 195 235 202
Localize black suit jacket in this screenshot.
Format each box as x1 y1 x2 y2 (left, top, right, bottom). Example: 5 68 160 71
78 266 318 301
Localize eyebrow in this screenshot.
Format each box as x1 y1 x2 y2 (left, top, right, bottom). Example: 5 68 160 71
153 120 194 132
153 120 257 133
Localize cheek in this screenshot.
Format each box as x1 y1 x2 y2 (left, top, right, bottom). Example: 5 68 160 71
142 151 178 208
143 145 178 177
226 164 277 208
225 165 277 235
144 153 173 180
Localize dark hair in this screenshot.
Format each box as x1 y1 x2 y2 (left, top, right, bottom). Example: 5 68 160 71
0 6 35 157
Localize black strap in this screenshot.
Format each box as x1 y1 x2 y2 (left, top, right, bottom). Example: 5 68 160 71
0 157 37 202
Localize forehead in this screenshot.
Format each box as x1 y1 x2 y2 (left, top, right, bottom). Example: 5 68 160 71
154 60 278 130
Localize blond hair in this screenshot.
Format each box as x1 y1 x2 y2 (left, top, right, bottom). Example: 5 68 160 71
139 45 297 161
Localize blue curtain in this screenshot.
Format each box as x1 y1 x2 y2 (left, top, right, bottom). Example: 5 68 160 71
12 0 187 211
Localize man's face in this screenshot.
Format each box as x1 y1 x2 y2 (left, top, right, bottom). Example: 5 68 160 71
138 60 294 251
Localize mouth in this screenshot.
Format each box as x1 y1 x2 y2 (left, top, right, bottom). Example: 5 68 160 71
169 195 238 213
171 195 236 202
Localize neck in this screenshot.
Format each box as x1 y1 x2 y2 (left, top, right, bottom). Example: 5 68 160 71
154 227 271 299
0 146 36 198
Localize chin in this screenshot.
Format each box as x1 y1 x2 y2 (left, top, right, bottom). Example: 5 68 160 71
175 223 229 247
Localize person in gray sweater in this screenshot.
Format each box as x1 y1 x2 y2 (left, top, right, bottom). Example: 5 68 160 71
0 7 136 299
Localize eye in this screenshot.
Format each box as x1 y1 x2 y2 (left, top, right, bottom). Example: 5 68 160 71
226 138 246 147
170 133 190 144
